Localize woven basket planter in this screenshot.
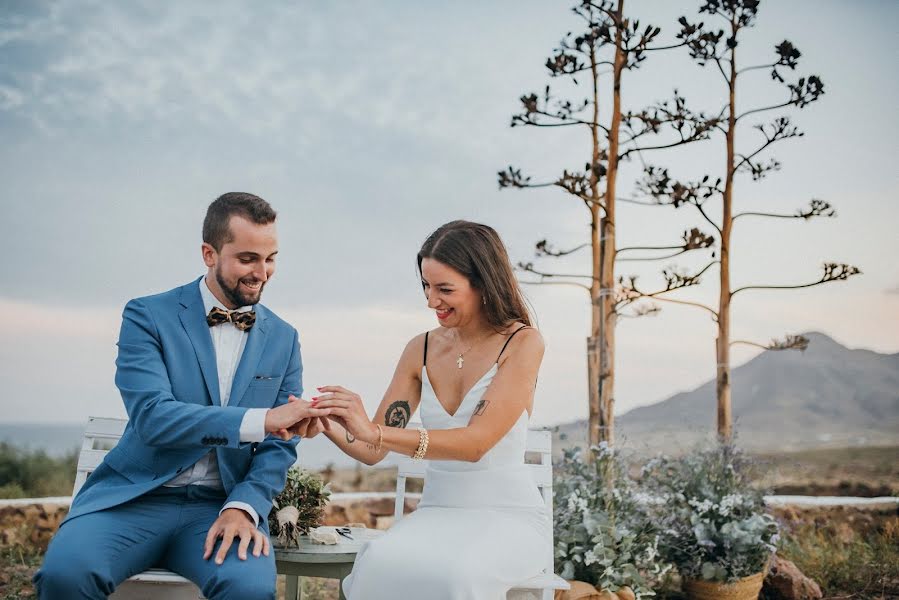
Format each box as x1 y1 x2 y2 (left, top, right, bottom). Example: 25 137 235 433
682 570 766 600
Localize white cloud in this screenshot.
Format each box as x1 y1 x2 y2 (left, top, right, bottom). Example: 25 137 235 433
1 0 897 431
0 1 566 158
0 85 24 110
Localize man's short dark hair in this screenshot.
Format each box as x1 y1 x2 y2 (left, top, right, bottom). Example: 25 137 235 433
203 192 277 251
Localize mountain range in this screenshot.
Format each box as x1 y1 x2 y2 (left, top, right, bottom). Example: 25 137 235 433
553 332 899 454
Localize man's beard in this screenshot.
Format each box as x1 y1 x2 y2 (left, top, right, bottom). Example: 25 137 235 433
215 267 265 308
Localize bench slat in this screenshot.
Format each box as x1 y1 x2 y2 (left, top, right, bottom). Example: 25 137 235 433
84 416 127 437
511 573 570 590
76 449 108 473
525 429 552 454
126 569 194 584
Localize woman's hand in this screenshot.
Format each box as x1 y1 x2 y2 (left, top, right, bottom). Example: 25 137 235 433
313 386 379 444
266 395 332 440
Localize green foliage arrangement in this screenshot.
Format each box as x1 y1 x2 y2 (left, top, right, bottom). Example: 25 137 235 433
640 444 778 583
0 443 77 499
554 443 670 598
268 467 331 547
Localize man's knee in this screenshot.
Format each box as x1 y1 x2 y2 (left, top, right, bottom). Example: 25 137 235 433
35 546 114 600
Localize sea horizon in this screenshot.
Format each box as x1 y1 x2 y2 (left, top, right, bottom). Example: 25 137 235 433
0 422 389 470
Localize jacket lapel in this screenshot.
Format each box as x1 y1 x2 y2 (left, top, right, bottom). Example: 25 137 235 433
178 279 220 406
228 305 269 407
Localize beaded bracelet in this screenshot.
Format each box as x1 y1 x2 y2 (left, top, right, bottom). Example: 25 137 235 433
412 427 429 460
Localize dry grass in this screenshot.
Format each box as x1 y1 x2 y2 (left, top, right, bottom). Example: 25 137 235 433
752 445 899 497
276 575 338 599
0 544 40 600
773 507 899 599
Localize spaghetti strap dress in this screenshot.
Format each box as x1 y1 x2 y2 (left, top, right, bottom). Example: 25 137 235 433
342 327 550 600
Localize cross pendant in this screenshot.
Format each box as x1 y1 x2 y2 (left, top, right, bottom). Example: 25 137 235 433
456 355 464 369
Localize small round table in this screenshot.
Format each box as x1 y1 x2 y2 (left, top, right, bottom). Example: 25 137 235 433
275 527 384 600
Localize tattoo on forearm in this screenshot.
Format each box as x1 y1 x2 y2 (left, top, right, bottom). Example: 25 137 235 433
473 398 490 416
345 429 355 444
385 400 410 428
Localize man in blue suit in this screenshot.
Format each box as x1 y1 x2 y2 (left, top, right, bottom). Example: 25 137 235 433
35 193 330 599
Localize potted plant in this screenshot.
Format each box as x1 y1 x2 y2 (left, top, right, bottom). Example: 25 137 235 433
554 442 670 599
640 443 778 600
269 466 332 547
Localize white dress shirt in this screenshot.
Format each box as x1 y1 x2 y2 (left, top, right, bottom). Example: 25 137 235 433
163 277 269 526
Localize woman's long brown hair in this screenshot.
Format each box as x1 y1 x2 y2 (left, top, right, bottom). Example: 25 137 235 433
417 220 533 331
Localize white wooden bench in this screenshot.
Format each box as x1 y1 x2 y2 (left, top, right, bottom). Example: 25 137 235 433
393 425 569 600
74 416 205 600
76 417 569 599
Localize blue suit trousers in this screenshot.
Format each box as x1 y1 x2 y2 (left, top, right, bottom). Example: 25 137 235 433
34 486 275 600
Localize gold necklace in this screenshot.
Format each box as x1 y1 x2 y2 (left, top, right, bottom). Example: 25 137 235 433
455 331 490 369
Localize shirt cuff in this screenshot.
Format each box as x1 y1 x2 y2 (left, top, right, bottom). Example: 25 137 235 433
239 408 268 443
221 501 260 528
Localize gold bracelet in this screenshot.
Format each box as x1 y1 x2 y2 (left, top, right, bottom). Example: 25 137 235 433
375 425 383 453
412 427 429 460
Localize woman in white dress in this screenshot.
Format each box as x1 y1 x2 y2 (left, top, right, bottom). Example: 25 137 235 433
312 220 550 600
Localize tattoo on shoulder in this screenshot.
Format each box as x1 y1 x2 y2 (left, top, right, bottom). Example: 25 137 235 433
473 398 490 416
345 429 355 444
385 400 410 428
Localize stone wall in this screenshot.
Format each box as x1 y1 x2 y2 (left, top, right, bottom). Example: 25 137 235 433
0 502 69 552
0 495 420 550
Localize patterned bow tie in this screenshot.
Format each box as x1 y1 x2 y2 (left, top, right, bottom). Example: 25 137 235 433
206 306 256 331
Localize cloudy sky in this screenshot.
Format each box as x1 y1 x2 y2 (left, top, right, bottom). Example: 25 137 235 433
1 0 897 430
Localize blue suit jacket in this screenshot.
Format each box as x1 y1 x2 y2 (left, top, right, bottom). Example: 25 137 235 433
65 278 302 531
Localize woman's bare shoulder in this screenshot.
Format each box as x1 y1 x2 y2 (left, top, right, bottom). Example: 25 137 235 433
499 324 545 362
396 331 432 375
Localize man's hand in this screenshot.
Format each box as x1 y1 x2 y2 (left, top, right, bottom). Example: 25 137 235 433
265 396 331 439
288 416 331 439
203 508 269 565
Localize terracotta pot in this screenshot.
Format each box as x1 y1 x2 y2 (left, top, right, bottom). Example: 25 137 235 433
554 581 602 600
683 570 766 600
554 581 643 600
615 586 636 600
